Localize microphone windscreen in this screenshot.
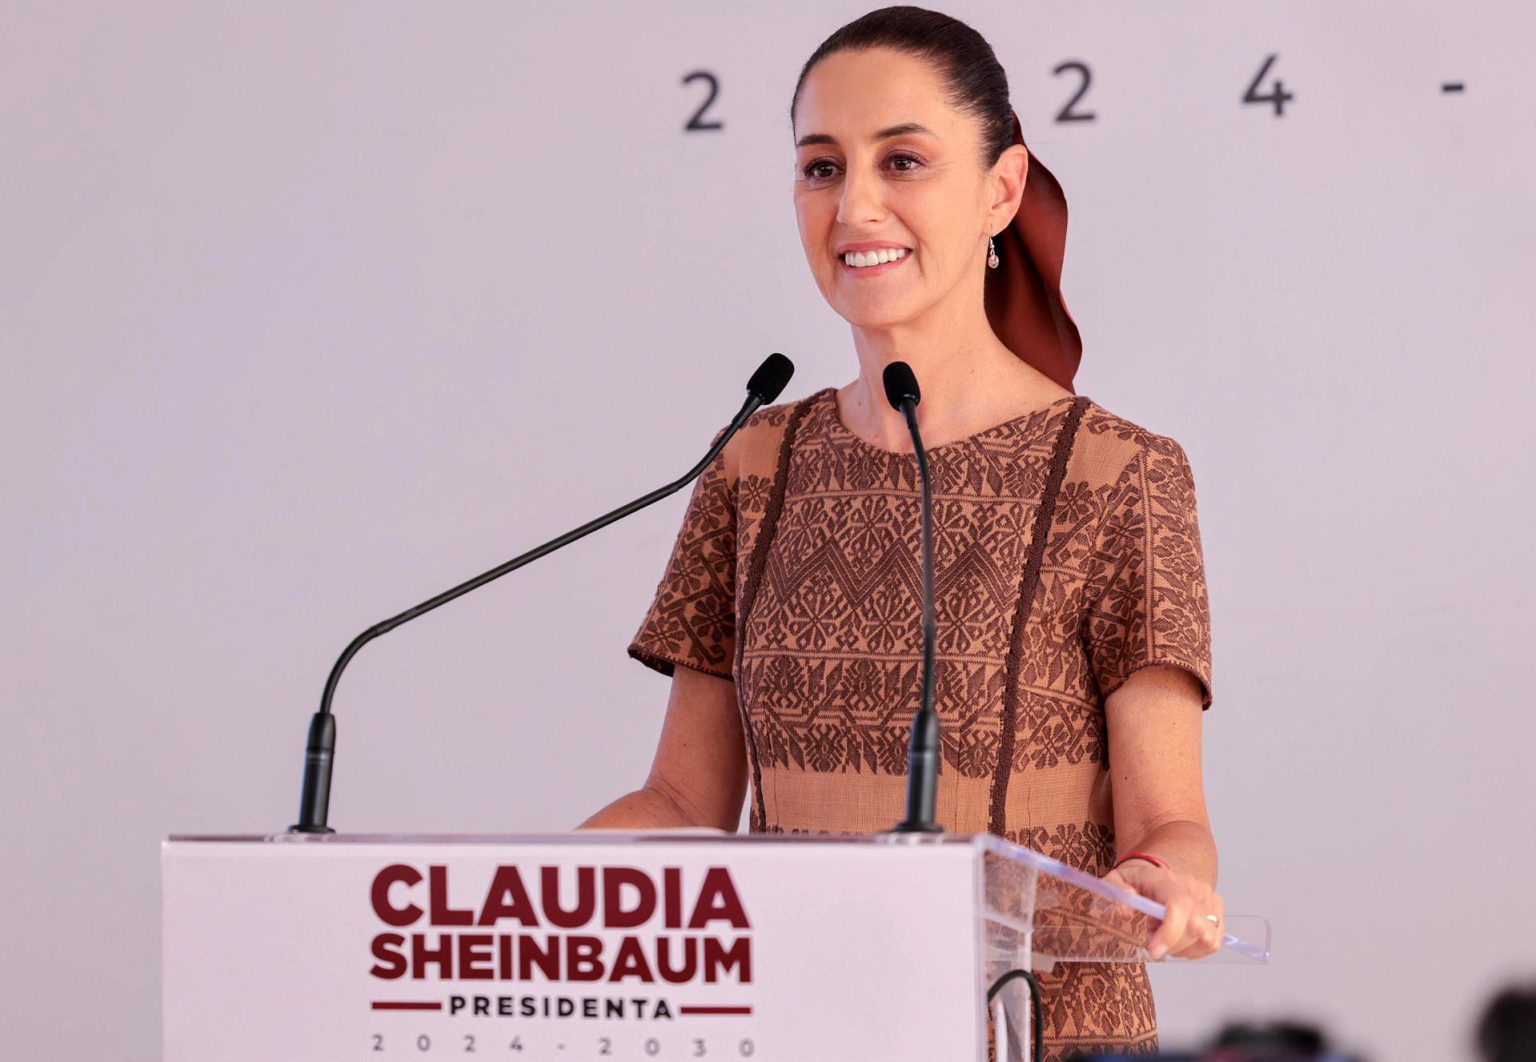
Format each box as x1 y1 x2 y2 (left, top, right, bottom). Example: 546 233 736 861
882 361 921 410
746 353 795 404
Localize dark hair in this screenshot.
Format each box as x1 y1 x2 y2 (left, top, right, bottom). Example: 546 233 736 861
789 5 1015 170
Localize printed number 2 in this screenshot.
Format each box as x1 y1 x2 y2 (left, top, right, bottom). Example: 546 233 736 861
372 1035 384 1052
682 71 724 131
1052 60 1096 123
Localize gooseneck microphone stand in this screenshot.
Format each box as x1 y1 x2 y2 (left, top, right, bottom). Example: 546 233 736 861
288 353 796 833
883 361 942 834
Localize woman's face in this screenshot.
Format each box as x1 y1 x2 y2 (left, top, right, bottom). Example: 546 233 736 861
792 47 1010 332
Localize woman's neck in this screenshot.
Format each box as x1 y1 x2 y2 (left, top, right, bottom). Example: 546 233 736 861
837 309 1071 452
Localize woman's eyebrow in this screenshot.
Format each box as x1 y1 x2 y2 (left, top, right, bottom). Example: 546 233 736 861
795 122 937 149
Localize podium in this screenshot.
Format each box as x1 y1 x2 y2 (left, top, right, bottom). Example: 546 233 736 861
162 831 1268 1061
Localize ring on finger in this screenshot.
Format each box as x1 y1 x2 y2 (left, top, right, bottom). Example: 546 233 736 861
1204 914 1220 925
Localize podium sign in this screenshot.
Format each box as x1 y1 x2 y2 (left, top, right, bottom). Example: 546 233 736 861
163 833 987 1061
163 831 1268 1061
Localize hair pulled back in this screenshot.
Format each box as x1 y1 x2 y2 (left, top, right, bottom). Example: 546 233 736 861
789 6 1015 170
789 5 1085 392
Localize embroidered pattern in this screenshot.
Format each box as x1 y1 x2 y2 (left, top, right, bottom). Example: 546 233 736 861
629 387 1211 1057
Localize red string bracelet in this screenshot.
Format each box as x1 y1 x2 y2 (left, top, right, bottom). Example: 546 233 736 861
1112 850 1169 872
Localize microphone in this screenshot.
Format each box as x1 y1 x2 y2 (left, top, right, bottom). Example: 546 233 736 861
883 361 942 834
288 353 796 833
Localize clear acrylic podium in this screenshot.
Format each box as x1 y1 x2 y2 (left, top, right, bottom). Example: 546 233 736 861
161 830 1268 1061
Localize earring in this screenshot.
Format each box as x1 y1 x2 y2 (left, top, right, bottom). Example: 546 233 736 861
987 235 1000 269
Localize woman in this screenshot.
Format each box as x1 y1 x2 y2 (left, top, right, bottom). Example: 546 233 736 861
583 6 1223 1057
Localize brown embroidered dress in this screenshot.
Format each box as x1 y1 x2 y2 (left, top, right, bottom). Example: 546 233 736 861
628 386 1213 1060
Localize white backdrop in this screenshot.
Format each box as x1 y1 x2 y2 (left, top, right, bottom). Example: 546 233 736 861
4 2 1534 1059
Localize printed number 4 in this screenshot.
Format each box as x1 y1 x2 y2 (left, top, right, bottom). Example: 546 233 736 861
1244 54 1294 117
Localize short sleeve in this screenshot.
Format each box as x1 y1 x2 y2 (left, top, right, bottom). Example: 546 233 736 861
1082 438 1213 709
627 440 738 680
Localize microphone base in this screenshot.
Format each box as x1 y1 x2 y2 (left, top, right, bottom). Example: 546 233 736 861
891 820 944 834
285 823 336 835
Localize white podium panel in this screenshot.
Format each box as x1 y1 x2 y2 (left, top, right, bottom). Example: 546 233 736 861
162 834 985 1062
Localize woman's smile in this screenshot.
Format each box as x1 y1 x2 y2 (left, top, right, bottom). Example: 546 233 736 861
839 246 913 277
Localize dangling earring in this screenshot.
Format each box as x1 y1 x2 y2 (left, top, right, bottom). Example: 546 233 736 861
987 235 1000 269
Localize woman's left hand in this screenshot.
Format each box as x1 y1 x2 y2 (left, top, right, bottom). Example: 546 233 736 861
1103 857 1224 960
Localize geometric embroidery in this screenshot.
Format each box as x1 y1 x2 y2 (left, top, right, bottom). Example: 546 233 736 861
629 387 1212 1057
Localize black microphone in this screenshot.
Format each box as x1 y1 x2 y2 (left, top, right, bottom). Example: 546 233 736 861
289 353 796 833
883 361 941 834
